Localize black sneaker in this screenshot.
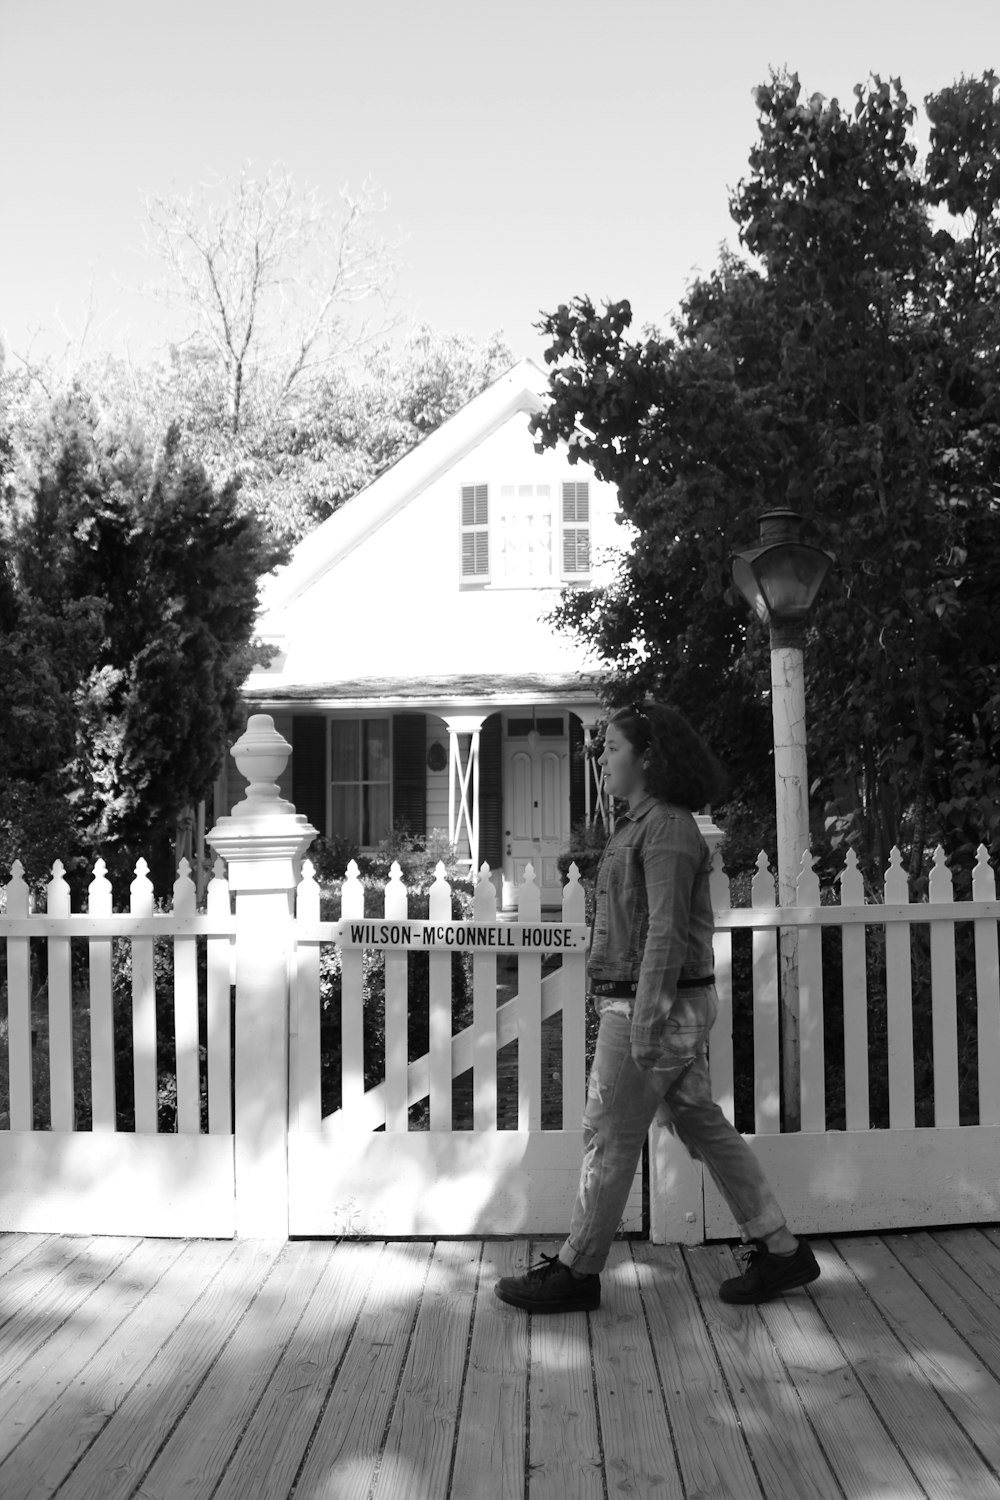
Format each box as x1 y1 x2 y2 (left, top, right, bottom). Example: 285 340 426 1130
494 1252 601 1313
718 1238 821 1304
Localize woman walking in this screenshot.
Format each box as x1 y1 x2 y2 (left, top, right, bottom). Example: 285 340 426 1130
494 702 820 1314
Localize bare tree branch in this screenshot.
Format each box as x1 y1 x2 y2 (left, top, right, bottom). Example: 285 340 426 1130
138 164 400 434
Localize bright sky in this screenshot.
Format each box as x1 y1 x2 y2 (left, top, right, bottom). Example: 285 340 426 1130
2 0 997 368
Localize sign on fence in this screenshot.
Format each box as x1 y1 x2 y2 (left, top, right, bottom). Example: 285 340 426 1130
336 920 589 951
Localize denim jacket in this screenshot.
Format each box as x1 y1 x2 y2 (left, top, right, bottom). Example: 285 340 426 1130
588 795 716 1048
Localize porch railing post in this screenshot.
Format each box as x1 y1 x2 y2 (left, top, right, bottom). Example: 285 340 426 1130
206 714 317 1239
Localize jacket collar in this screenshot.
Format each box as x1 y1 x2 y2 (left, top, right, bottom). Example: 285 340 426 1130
621 793 659 822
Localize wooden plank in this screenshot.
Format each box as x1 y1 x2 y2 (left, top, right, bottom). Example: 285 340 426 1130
340 865 366 1118
472 950 498 1131
450 1242 528 1500
929 852 960 1128
209 1241 381 1500
751 858 780 1134
587 1242 684 1497
517 952 543 1132
837 1235 1000 1474
46 866 74 1133
290 1240 433 1500
171 863 200 1135
885 923 916 1128
0 1237 134 1391
371 1241 479 1500
0 1232 51 1280
797 922 826 1133
5 907 33 1128
87 862 116 1132
561 863 587 1129
0 1238 270 1499
0 1239 183 1464
130 862 158 1134
383 870 409 1132
472 873 498 1131
427 870 453 1129
973 850 1000 1124
888 1232 1000 1383
206 867 233 1135
631 1242 762 1498
121 1240 336 1500
933 1226 1000 1301
751 1247 925 1499
526 1240 603 1500
684 1244 842 1499
816 1236 1000 1497
291 869 322 1135
516 872 542 1132
841 926 869 1131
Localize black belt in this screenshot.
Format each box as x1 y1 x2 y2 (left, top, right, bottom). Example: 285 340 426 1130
591 975 714 998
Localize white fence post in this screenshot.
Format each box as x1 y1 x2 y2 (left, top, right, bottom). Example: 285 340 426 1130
206 714 317 1239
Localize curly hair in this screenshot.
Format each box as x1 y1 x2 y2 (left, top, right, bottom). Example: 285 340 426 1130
609 702 730 811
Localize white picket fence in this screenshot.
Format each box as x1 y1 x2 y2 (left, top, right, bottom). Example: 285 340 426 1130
2 828 999 1241
649 840 1000 1243
0 855 237 1235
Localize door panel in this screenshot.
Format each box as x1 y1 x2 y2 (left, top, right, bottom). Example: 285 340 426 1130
502 731 569 905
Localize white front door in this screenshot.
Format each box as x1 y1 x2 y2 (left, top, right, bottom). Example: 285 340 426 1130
502 715 570 906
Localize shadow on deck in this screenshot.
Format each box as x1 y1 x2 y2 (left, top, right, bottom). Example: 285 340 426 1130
1 1226 999 1498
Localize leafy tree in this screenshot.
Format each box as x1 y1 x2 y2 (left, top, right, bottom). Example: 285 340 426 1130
533 72 1000 885
38 323 514 547
0 383 286 887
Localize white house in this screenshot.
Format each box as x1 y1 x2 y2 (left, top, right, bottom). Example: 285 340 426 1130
237 358 627 905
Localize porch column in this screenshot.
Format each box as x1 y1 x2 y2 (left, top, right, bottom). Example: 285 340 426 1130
442 713 487 874
581 718 609 831
207 715 317 1239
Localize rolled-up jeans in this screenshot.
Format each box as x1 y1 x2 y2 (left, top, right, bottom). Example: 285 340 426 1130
558 987 786 1276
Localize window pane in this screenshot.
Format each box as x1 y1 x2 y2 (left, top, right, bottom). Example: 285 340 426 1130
363 719 391 782
330 721 359 781
331 784 359 844
363 784 391 845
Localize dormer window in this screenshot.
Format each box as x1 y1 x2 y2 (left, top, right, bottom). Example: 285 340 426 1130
459 479 591 587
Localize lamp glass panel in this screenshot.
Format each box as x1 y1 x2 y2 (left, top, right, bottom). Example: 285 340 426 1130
756 545 830 620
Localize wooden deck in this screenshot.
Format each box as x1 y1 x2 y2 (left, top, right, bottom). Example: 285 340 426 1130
2 1228 1000 1499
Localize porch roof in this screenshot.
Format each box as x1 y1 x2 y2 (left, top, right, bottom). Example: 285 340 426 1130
243 671 605 714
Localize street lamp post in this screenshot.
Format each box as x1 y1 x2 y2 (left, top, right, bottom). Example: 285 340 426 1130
732 510 834 1131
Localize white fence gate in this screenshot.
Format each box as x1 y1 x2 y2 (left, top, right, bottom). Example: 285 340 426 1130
287 858 643 1237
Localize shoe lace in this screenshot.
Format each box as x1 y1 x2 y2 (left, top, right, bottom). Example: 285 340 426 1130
734 1242 764 1275
526 1252 566 1283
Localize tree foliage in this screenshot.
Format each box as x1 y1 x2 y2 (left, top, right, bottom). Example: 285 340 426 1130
0 383 286 886
533 72 1000 884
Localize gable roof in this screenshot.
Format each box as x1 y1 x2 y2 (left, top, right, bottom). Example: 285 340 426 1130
259 356 551 616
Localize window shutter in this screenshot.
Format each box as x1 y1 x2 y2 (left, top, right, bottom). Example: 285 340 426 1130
291 716 328 835
477 713 503 872
461 483 490 580
562 481 591 576
392 714 427 834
